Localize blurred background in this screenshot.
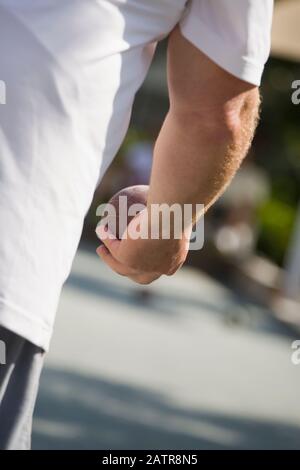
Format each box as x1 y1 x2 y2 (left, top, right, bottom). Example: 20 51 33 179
33 0 300 449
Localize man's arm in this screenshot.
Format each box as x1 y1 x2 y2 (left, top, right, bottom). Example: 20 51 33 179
97 27 260 284
148 27 259 215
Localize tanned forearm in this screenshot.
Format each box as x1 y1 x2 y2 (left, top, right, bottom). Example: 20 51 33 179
147 27 260 229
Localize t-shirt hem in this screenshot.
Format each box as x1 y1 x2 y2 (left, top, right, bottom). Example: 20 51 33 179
0 296 52 351
179 14 267 87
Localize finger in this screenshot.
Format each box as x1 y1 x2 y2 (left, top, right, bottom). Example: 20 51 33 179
96 245 137 277
96 223 120 257
128 272 161 285
167 261 184 276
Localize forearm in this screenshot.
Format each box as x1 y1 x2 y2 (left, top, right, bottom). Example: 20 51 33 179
147 28 260 230
147 94 259 228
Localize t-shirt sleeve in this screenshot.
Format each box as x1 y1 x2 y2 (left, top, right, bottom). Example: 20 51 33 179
179 0 274 86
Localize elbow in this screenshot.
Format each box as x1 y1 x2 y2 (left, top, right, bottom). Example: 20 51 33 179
170 89 260 155
171 106 242 148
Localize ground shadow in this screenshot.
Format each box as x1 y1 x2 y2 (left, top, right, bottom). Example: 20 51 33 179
66 264 296 340
33 367 300 450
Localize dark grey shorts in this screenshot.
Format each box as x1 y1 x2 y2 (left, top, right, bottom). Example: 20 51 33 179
0 326 45 450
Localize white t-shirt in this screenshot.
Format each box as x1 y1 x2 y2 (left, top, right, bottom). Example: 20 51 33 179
0 0 273 350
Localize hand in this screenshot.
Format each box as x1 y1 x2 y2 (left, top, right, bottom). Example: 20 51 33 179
96 209 190 285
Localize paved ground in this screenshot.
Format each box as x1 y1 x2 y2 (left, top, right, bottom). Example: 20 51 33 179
33 246 300 449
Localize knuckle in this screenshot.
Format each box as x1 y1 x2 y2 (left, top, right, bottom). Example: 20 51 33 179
166 261 184 276
132 274 159 285
137 279 152 286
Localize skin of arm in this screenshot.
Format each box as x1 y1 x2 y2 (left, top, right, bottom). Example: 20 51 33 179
97 26 260 284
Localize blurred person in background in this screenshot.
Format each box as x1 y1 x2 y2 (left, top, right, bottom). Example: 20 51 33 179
0 0 273 449
124 140 153 187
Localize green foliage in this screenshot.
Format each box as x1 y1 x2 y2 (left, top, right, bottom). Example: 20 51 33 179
254 58 300 264
257 199 296 265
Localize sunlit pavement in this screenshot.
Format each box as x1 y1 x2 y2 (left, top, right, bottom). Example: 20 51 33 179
33 246 300 449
